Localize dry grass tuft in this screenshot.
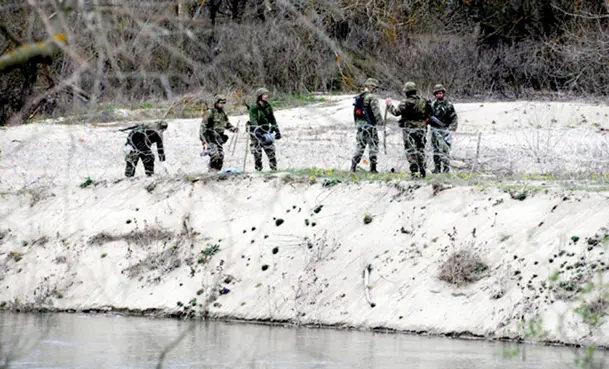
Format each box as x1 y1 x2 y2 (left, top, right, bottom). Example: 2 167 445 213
439 250 488 286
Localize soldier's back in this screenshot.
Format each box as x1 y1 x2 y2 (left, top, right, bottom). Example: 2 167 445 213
398 96 428 126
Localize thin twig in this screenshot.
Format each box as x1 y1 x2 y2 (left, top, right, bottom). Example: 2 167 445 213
468 132 482 184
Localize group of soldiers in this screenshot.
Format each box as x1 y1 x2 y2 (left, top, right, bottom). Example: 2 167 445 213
121 81 457 179
122 87 280 177
351 78 458 178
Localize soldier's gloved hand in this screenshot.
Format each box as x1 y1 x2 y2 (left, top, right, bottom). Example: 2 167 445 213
275 130 281 140
385 98 392 105
229 126 238 133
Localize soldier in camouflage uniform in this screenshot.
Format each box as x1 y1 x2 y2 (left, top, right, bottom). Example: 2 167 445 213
248 87 281 171
430 84 458 173
199 95 239 172
124 120 167 177
385 81 433 178
350 78 384 173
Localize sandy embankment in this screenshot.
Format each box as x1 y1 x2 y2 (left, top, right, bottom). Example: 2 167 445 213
1 96 609 346
1 173 609 347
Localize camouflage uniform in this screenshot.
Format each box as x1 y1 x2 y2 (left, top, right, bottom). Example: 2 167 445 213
199 95 236 171
386 81 432 178
124 120 167 177
351 78 384 173
430 84 458 173
248 87 281 171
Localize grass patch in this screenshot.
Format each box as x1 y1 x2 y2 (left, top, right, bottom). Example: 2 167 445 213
79 177 94 188
202 244 220 256
273 168 609 192
439 250 488 286
198 243 221 264
281 168 408 184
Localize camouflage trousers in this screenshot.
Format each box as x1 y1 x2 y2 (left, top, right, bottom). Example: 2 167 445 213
206 142 225 172
351 125 379 171
402 125 427 178
430 127 451 173
125 150 154 177
249 134 277 171
204 132 226 172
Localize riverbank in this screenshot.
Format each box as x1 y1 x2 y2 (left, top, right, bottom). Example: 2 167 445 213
2 172 609 348
2 96 609 348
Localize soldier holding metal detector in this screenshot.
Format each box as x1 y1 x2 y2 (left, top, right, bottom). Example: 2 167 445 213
247 88 281 171
199 94 239 173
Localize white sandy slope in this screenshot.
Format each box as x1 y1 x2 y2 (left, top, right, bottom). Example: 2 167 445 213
1 97 609 347
1 174 609 347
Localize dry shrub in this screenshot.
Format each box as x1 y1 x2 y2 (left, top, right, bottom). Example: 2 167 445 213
439 250 488 286
89 227 173 247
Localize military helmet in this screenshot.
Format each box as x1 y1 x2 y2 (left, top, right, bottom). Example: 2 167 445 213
255 88 270 98
402 81 417 93
364 78 380 88
154 120 168 130
214 94 227 104
433 84 446 94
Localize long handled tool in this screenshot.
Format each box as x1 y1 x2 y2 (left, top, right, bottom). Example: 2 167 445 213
230 120 240 156
242 102 252 172
383 98 388 155
242 130 249 172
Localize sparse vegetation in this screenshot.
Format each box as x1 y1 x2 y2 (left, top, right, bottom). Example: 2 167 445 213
7 251 22 262
79 177 94 188
89 225 174 247
202 244 220 256
439 250 488 286
575 296 608 327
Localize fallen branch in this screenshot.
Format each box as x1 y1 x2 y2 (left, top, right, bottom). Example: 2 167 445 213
0 34 67 73
363 264 376 308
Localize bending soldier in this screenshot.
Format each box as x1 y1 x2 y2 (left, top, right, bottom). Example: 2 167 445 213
350 78 384 173
248 87 281 171
429 84 458 173
386 81 432 178
199 95 239 172
124 120 167 177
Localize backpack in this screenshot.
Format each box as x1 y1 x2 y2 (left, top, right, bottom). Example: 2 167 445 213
353 93 375 126
409 96 430 121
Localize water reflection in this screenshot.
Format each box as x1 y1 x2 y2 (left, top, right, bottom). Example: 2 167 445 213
0 312 606 368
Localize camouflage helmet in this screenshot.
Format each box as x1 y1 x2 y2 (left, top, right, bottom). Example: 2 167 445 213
214 94 227 104
364 78 380 89
153 120 168 131
433 84 446 94
402 81 417 93
255 88 270 99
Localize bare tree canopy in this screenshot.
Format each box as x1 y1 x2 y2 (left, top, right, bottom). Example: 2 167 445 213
0 0 608 125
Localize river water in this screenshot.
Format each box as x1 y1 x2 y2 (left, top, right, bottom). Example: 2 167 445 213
0 312 606 369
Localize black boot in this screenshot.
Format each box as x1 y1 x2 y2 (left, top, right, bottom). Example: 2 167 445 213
350 159 358 172
370 162 378 173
